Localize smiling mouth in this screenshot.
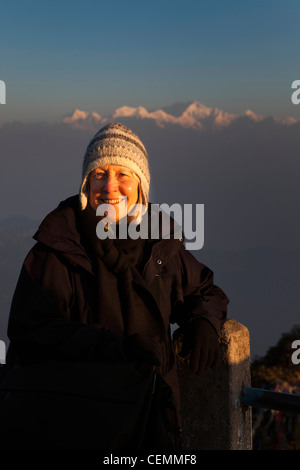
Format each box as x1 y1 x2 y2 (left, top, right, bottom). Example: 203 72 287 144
99 198 126 204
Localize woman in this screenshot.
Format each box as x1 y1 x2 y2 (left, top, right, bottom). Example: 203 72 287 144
0 123 229 450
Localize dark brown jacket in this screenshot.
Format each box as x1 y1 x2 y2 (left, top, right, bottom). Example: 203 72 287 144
3 195 229 449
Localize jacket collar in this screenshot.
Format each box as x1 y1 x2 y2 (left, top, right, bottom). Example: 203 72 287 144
33 195 183 273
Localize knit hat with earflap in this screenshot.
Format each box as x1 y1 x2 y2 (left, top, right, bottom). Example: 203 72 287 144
80 122 150 210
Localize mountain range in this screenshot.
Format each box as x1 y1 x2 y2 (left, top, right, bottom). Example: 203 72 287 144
59 101 300 131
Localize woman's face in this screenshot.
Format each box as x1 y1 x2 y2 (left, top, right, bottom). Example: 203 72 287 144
88 164 139 222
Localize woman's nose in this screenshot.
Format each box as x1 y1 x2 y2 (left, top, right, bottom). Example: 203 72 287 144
103 173 119 192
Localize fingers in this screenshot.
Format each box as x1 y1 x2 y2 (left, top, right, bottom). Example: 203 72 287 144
189 346 219 375
196 348 209 375
189 345 201 374
210 349 220 370
190 347 209 375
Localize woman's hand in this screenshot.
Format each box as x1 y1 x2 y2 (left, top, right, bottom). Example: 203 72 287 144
189 318 220 375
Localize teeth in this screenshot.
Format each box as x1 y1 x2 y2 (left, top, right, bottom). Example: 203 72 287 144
102 199 124 204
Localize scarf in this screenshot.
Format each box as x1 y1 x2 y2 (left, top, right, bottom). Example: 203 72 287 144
78 203 174 375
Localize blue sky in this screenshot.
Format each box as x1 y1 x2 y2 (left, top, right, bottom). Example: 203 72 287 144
1 0 300 122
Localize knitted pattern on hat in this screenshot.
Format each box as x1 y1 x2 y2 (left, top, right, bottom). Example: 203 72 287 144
80 122 150 210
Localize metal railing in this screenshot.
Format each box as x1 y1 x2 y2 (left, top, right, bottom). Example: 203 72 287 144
241 386 300 414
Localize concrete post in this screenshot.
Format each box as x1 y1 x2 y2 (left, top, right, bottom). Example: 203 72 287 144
174 318 252 450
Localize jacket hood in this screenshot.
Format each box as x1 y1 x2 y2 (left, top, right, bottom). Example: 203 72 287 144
33 195 84 256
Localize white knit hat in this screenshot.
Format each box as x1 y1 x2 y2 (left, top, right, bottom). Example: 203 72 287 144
80 122 150 210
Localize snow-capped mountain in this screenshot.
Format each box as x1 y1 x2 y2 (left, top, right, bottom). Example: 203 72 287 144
60 109 106 129
59 101 299 131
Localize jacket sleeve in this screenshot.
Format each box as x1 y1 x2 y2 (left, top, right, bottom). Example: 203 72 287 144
7 244 127 366
171 244 229 334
